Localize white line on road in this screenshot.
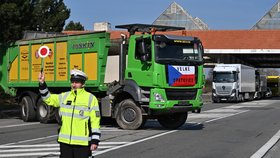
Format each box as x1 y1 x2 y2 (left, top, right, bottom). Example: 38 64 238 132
204 110 249 123
93 130 177 156
92 108 250 157
1 135 58 146
0 147 59 153
0 152 60 158
250 129 280 158
0 122 40 129
1 100 272 157
0 142 130 157
0 142 129 148
0 146 115 153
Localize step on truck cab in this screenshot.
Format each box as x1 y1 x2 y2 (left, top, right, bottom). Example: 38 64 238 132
0 24 205 129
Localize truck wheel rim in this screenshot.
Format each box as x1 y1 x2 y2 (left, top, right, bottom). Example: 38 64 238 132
22 104 26 116
39 105 48 118
123 108 136 122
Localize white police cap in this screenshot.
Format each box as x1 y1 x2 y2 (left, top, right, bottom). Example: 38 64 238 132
70 69 88 82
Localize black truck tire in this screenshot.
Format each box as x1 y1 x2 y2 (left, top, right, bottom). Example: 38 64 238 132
115 99 144 130
36 99 56 123
158 113 188 129
21 96 36 122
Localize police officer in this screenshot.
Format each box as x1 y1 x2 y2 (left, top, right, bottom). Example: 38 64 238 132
38 69 101 158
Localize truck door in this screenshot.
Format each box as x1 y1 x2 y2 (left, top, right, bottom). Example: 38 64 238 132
126 36 154 86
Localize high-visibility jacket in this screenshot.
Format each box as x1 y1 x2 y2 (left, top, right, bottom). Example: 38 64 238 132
39 82 101 146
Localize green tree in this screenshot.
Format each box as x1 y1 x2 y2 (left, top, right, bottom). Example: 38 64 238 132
32 0 70 32
0 0 34 43
64 21 85 31
0 0 70 44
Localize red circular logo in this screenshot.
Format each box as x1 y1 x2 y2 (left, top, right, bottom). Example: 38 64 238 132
38 46 50 58
40 47 48 56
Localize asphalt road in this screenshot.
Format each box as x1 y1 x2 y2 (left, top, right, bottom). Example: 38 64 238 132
0 99 280 158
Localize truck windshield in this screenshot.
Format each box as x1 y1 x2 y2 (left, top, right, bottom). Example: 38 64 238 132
213 72 238 83
154 40 203 65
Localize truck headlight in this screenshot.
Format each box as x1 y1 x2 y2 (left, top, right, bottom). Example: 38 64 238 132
154 93 165 102
212 89 216 96
231 89 236 97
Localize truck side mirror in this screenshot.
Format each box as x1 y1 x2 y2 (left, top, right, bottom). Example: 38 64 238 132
136 37 146 55
136 37 151 62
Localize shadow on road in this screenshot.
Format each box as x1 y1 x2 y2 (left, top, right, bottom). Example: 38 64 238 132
265 96 280 100
143 120 205 131
0 102 21 119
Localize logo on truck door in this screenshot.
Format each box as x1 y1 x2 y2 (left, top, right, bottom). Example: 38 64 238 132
168 65 195 86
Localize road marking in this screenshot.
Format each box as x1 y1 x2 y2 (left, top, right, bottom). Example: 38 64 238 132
0 122 40 129
0 142 129 157
0 152 60 157
204 108 244 113
1 126 129 146
1 100 274 157
250 129 280 158
0 147 59 153
92 130 177 156
0 142 129 148
92 107 252 156
2 135 58 146
204 110 249 123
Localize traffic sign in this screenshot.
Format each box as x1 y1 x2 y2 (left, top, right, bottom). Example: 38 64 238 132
38 45 50 58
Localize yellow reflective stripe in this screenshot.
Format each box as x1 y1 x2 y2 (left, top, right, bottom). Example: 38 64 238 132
42 92 50 100
59 94 62 105
88 94 93 108
59 133 91 141
58 91 70 107
58 94 62 117
60 104 74 110
62 92 70 103
89 106 100 112
60 111 89 119
61 104 89 112
88 94 100 112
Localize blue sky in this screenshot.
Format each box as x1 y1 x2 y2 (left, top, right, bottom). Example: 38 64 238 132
63 0 277 30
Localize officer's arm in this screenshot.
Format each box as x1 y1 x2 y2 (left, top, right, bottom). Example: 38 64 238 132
89 95 101 146
39 82 60 107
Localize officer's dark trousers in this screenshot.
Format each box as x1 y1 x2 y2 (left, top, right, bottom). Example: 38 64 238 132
60 142 92 158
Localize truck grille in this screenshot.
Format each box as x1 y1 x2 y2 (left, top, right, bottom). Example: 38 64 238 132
165 89 197 100
216 86 232 95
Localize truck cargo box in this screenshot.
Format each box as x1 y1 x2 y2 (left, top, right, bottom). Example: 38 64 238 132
0 32 110 95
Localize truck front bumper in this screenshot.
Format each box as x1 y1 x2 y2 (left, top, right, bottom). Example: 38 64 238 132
212 94 237 102
148 88 203 114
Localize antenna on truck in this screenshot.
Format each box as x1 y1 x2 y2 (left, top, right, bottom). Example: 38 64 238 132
115 24 185 35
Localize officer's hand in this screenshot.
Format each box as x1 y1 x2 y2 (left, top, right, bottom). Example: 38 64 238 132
90 144 98 151
38 72 45 83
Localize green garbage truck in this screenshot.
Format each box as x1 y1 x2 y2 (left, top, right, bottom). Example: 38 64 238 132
0 24 205 129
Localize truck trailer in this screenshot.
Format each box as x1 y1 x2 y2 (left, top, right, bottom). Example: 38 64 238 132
255 70 267 99
0 24 205 129
212 64 255 103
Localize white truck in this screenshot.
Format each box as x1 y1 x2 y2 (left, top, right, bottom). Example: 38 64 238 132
212 64 256 103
